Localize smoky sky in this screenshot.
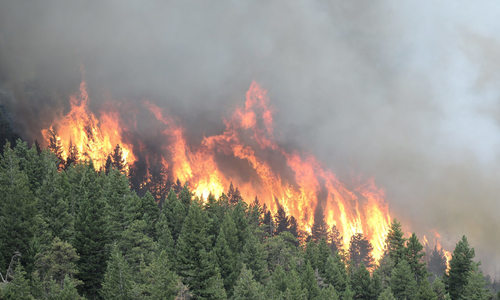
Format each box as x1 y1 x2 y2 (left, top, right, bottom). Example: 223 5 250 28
1 0 500 275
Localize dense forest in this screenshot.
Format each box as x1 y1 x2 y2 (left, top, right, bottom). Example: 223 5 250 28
0 139 498 300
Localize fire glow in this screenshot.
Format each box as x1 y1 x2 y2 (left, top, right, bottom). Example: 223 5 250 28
43 80 394 260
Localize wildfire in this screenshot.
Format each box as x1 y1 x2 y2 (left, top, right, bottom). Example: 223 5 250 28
42 80 395 260
41 80 135 171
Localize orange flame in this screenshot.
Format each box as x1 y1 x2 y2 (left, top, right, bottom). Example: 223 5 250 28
41 80 135 171
144 81 391 260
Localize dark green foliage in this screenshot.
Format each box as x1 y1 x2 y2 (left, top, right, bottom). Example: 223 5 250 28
163 189 186 242
138 250 179 300
386 219 406 266
428 246 447 279
460 263 492 300
0 138 496 300
101 245 134 300
349 233 374 269
447 236 475 300
391 259 418 300
73 163 110 299
406 233 427 283
311 212 328 243
1 264 34 300
233 264 265 300
350 264 372 300
0 143 38 271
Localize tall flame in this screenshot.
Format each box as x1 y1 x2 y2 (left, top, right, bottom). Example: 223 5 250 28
42 80 394 260
41 81 135 171
145 81 392 260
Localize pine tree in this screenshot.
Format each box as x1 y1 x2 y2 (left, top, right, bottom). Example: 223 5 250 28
288 216 299 240
274 205 290 235
349 233 374 269
301 262 320 300
418 276 438 300
214 214 241 296
378 287 396 300
227 182 242 204
101 245 134 300
460 263 492 300
432 277 447 300
0 144 38 271
47 128 64 169
1 264 34 300
390 259 418 300
65 140 79 169
118 219 156 272
140 250 179 300
111 144 126 173
163 189 186 242
350 264 372 300
178 183 192 212
36 159 74 241
406 233 427 283
318 285 339 300
428 245 447 279
311 211 328 242
233 264 265 300
324 254 347 294
328 224 344 255
242 233 269 284
196 249 227 300
447 236 475 300
386 219 406 266
73 163 109 299
155 213 174 262
34 237 79 285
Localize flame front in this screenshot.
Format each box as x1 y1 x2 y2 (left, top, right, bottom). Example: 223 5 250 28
41 81 135 171
145 81 391 260
42 80 392 261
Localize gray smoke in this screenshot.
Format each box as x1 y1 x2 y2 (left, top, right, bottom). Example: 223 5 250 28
1 0 499 276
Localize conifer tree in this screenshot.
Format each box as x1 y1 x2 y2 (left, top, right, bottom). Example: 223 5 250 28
274 205 290 235
301 262 320 300
390 259 418 300
386 219 406 266
460 263 491 300
101 245 134 300
428 246 447 279
155 213 174 262
0 144 38 271
324 254 347 294
378 287 396 300
214 214 241 296
447 236 475 300
163 189 186 242
242 232 269 284
140 250 179 300
406 233 427 283
233 264 265 300
73 163 109 299
47 128 64 169
328 224 343 255
1 264 34 300
36 159 73 241
311 211 328 242
349 233 374 269
350 263 372 300
111 144 126 173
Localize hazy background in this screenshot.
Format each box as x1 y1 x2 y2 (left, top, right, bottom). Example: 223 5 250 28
1 0 499 276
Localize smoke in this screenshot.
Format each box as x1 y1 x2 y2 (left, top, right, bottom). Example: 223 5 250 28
1 0 500 275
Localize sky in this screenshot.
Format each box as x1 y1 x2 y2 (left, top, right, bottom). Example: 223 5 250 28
1 0 500 276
